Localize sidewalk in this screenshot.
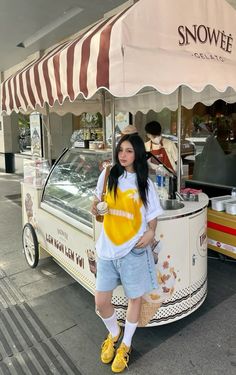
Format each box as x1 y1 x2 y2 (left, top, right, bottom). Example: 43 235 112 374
0 171 235 374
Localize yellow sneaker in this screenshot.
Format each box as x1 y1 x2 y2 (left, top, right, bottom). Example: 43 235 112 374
101 329 121 364
111 342 131 373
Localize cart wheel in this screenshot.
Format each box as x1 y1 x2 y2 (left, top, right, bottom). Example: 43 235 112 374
22 223 39 268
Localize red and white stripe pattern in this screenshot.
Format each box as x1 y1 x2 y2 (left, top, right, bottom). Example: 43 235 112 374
1 5 132 114
3 0 236 115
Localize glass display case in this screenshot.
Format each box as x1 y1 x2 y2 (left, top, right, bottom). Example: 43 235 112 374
42 148 111 228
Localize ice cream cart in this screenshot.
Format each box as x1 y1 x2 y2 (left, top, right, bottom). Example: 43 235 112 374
21 146 209 327
2 0 236 326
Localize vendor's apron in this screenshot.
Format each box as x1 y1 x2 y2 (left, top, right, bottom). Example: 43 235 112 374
150 141 174 173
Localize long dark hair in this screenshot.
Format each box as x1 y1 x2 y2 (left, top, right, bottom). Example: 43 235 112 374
108 134 149 206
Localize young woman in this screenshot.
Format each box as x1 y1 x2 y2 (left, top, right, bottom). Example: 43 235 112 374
91 134 163 373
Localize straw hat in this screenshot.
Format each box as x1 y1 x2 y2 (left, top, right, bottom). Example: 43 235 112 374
121 124 138 135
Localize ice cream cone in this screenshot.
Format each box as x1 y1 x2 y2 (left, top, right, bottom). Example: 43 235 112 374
138 301 161 327
88 259 97 276
86 250 97 276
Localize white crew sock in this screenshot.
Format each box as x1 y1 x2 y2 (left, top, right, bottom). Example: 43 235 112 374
122 319 138 348
101 310 120 339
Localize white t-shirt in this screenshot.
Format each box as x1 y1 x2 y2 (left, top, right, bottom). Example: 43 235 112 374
95 169 163 260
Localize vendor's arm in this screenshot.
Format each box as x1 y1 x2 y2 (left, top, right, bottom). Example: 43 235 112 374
147 159 159 172
170 141 183 173
171 140 178 163
169 140 180 171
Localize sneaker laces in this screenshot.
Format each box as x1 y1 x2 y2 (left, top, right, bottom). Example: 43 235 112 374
101 335 115 350
115 345 130 369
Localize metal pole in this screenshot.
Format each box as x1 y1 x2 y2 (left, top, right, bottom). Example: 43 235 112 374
45 103 52 166
111 96 116 165
177 86 182 192
100 90 107 147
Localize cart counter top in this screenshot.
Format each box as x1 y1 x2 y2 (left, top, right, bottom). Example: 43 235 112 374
159 193 209 220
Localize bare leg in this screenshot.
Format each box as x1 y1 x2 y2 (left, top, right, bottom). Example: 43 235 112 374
95 290 114 318
126 297 142 323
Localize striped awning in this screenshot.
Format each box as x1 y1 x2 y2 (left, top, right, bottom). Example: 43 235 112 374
2 0 236 115
2 5 129 113
1 3 133 115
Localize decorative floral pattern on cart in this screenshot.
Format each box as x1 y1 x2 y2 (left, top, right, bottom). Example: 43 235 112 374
24 193 37 228
139 237 178 327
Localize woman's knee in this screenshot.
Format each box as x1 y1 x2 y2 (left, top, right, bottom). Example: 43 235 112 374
95 291 112 311
128 296 142 305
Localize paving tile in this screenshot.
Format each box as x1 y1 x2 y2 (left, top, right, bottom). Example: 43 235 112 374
20 271 74 300
28 288 79 337
0 250 29 276
10 259 64 288
56 325 112 375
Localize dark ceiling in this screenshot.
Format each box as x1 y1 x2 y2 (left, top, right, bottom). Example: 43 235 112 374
0 0 129 71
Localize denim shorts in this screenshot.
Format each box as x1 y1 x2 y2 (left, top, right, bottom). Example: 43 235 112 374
96 246 158 299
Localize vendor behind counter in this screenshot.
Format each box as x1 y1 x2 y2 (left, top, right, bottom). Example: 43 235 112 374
144 121 178 174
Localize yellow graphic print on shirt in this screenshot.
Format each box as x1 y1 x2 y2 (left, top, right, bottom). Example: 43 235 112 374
104 187 143 246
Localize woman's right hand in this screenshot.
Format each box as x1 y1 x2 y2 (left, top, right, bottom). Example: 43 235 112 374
91 199 99 216
135 229 155 248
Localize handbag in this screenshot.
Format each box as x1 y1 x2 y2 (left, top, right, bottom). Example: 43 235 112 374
96 166 110 222
139 246 177 327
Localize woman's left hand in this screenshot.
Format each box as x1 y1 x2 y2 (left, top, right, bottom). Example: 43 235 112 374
136 229 155 248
